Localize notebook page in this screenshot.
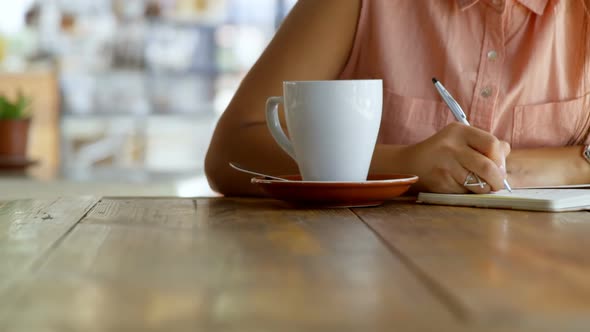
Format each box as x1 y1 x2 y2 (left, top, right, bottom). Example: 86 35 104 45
477 189 589 200
517 184 590 189
417 189 590 211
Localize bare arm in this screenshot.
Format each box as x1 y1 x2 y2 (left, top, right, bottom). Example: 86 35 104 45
205 0 363 196
507 147 590 187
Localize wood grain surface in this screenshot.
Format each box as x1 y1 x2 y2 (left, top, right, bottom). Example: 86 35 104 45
354 202 590 330
1 197 588 331
0 197 456 331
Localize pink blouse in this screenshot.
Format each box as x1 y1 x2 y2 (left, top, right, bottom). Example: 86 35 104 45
339 0 590 148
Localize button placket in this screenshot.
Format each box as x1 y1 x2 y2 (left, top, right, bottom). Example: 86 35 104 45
468 8 505 132
481 47 499 99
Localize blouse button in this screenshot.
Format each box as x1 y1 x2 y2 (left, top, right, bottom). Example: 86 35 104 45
481 86 493 98
487 50 498 61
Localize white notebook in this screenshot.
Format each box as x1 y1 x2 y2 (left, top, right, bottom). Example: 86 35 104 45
417 189 590 212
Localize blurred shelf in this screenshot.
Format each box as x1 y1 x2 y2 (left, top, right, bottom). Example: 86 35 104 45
0 173 218 199
149 16 222 28
145 69 221 76
45 0 294 185
60 167 204 183
61 110 218 119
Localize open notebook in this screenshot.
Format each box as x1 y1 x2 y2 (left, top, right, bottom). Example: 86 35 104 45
417 188 590 212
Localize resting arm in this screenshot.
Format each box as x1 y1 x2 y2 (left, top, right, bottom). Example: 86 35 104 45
205 0 362 196
506 146 590 187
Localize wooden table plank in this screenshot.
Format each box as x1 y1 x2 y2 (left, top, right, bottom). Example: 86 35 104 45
0 197 99 287
354 202 590 329
84 197 200 229
0 198 456 331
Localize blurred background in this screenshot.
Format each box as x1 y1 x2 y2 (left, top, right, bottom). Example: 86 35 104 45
0 0 296 199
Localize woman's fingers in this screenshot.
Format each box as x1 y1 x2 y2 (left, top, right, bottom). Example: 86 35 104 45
458 126 510 191
461 125 509 167
444 162 472 194
456 147 505 191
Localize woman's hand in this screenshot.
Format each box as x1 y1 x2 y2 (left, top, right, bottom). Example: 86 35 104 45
404 122 511 194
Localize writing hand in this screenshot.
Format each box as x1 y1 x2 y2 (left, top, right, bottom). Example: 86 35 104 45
405 122 511 193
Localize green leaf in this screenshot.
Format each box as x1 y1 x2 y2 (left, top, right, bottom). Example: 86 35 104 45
0 91 32 120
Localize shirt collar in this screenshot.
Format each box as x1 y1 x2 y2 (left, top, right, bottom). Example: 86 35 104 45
456 0 550 15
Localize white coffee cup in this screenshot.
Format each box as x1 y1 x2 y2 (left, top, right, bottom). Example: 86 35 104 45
266 79 382 182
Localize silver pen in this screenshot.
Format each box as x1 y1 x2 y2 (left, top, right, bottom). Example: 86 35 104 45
432 77 512 192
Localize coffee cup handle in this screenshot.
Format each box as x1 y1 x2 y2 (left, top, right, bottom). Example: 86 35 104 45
266 96 296 160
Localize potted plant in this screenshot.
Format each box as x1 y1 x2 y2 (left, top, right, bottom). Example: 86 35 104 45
0 91 32 159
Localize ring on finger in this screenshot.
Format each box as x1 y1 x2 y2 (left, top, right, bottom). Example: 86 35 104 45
463 171 487 188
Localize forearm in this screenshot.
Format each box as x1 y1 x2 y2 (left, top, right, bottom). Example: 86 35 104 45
370 144 430 194
206 128 411 196
507 146 590 187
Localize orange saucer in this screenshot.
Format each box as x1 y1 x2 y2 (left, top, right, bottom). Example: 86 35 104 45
252 174 419 208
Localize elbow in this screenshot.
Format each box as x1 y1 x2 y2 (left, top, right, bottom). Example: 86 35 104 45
205 143 259 197
205 118 268 197
204 146 228 196
204 119 237 196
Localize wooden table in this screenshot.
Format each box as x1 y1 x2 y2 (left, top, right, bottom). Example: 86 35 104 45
1 197 589 331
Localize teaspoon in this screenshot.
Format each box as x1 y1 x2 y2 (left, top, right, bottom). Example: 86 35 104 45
229 162 290 181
